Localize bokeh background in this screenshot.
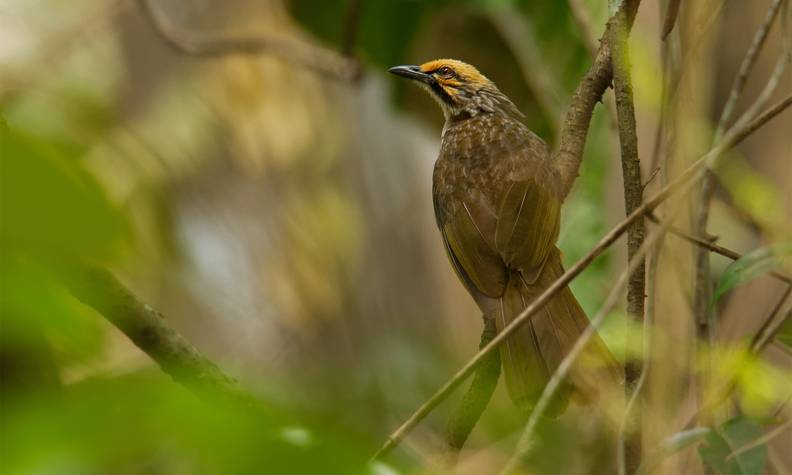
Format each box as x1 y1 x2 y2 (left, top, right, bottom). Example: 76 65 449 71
1 1 790 474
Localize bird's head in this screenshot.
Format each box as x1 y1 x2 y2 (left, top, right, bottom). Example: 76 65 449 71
388 59 523 122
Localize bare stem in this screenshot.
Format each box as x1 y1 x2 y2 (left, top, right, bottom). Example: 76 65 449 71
610 5 646 471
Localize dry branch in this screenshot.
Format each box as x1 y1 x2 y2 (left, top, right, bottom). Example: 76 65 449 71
67 265 254 405
609 4 646 472
136 0 360 81
647 213 792 284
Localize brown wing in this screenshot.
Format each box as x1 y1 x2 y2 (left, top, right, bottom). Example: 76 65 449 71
493 167 562 283
434 190 506 299
434 169 561 298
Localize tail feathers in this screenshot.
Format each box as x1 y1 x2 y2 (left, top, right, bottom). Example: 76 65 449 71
494 250 623 415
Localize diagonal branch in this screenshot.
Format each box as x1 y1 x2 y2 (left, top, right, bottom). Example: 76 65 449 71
716 0 785 137
135 0 361 82
67 265 255 405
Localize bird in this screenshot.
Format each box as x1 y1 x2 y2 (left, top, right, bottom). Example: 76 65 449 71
389 59 622 414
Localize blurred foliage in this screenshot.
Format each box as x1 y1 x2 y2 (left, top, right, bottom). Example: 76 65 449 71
1 372 373 475
0 123 378 474
698 417 766 475
711 242 792 306
1 0 791 473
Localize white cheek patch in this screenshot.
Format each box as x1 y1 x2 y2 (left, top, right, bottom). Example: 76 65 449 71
418 82 455 120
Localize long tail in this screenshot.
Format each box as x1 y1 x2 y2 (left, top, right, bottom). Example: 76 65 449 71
494 249 623 414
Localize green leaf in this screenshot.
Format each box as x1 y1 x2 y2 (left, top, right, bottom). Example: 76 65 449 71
711 242 792 306
698 417 767 475
636 427 711 475
775 315 792 349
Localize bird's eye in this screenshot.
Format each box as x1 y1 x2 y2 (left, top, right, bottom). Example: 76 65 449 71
437 66 454 77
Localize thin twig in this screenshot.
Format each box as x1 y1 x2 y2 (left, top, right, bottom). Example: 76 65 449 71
371 89 792 463
618 230 665 475
646 213 792 284
716 0 784 138
751 288 792 352
67 265 255 405
610 5 646 471
135 0 361 82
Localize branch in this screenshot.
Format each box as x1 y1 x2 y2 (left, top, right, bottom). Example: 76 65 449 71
67 265 255 405
646 213 792 284
136 0 361 82
371 89 792 462
442 317 500 467
610 5 646 472
716 0 785 137
554 0 640 200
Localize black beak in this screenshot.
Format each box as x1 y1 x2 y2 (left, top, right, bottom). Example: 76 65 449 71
388 65 433 84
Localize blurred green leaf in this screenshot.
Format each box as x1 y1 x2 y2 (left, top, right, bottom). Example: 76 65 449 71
0 127 127 260
0 372 372 475
711 242 792 306
698 417 767 475
637 427 712 475
775 315 792 349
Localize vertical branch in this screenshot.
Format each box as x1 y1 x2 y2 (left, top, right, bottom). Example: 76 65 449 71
693 0 785 349
610 4 646 473
442 317 501 466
